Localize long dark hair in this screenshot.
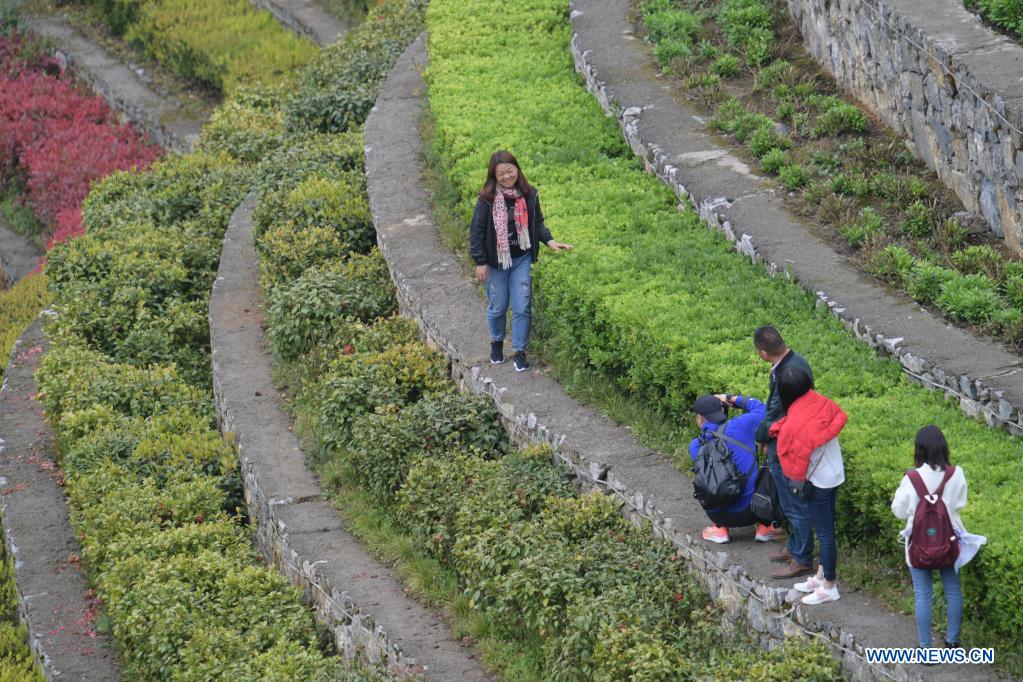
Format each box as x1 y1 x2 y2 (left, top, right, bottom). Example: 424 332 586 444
478 150 534 202
777 366 813 410
914 425 952 470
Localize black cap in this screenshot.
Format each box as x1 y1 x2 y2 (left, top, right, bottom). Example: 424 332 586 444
693 394 727 423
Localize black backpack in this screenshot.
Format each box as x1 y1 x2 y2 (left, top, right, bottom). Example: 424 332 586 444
692 424 753 510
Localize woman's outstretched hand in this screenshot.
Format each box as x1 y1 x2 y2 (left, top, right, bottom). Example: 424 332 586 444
475 264 488 283
546 240 574 251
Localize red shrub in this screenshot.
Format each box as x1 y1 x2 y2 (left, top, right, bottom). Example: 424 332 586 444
0 31 161 248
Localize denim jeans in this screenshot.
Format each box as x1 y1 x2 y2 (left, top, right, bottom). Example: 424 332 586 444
910 566 962 647
768 444 814 566
808 484 838 581
486 253 532 352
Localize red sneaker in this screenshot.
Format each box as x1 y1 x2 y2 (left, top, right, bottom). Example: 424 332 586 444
701 525 730 544
755 523 785 542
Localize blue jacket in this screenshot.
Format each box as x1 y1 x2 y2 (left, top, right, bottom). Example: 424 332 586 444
689 396 766 513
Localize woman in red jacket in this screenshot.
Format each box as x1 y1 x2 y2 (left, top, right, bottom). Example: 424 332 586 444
769 367 848 605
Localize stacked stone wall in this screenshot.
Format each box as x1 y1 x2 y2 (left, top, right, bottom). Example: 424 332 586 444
787 0 1023 251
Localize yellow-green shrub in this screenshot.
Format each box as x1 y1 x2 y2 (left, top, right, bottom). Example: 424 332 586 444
0 273 49 381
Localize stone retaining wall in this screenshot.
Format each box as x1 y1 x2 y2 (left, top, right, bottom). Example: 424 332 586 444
788 0 1023 252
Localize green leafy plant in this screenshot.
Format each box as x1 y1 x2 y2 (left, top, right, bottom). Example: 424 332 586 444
936 273 1006 325
710 54 741 77
839 207 885 245
901 200 934 237
812 101 868 137
867 245 915 284
747 123 792 158
778 163 810 189
760 147 790 175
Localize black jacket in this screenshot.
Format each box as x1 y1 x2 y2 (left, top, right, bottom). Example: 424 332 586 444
469 190 554 267
754 349 814 444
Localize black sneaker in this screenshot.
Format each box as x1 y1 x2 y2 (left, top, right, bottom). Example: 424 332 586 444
490 340 504 364
513 351 530 372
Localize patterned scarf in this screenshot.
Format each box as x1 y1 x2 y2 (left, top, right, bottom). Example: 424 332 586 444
493 186 530 269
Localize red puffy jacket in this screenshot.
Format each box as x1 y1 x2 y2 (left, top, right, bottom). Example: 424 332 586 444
768 390 848 480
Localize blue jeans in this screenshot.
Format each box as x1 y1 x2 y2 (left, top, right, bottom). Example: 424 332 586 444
808 484 838 581
910 566 962 647
768 445 813 566
487 253 532 352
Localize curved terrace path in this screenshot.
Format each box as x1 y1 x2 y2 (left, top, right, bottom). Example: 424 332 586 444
23 15 204 153
209 203 492 680
364 33 1002 682
0 317 120 680
569 0 1023 438
248 0 350 47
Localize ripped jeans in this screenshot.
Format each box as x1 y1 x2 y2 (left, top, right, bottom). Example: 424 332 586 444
486 253 532 352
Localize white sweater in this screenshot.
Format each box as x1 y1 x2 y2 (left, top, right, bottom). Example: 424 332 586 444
891 464 968 566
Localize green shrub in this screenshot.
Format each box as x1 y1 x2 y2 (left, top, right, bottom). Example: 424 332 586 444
254 172 373 253
901 200 934 237
839 207 884 246
755 59 794 90
905 262 957 304
684 72 720 89
760 147 790 175
256 131 365 191
198 88 287 163
934 216 969 252
655 37 694 64
124 0 318 95
829 171 871 198
777 163 809 189
747 123 791 158
709 54 741 77
717 0 774 65
645 9 701 44
951 244 1005 281
709 99 773 143
936 273 1005 325
267 251 397 360
0 272 49 382
346 392 507 502
867 246 915 283
812 101 868 137
971 0 1023 39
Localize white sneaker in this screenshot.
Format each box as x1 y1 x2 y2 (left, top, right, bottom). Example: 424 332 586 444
794 576 822 593
801 585 840 605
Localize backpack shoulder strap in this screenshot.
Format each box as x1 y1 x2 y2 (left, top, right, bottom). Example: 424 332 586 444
934 466 956 498
905 469 930 499
711 422 755 454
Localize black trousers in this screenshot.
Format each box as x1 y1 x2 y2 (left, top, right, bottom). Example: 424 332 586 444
706 508 758 528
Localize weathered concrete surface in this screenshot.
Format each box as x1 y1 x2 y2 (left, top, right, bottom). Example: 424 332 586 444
248 0 349 47
0 316 121 680
568 0 1023 440
209 193 492 681
0 215 42 288
24 15 203 154
365 32 1004 682
788 0 1023 252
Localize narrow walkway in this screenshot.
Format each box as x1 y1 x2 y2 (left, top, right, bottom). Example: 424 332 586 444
569 0 1023 436
0 317 120 680
0 214 42 287
208 193 492 681
248 0 349 47
364 34 1002 682
23 15 204 154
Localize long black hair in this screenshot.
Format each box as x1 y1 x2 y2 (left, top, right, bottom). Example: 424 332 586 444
478 150 534 202
777 366 813 410
914 425 952 470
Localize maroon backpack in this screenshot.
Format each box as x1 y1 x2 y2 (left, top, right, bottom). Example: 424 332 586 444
905 466 960 570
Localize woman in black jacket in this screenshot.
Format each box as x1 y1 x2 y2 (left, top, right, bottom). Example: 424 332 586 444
469 150 572 371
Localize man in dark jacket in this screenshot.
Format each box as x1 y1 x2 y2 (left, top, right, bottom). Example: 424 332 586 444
753 325 815 578
689 393 780 544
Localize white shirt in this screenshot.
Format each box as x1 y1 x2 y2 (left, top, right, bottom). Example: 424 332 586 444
891 464 969 567
807 437 844 488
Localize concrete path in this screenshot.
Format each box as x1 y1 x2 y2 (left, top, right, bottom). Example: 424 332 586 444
208 193 493 681
365 33 1005 682
568 0 1023 438
0 316 120 680
248 0 349 47
0 214 42 288
23 15 203 154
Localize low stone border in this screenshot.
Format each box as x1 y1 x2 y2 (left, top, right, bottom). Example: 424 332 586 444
208 193 492 681
23 15 203 154
0 315 120 680
247 0 348 47
568 0 1023 439
787 0 1023 252
365 32 1003 682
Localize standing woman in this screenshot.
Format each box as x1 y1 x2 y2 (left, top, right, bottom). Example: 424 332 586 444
470 150 572 371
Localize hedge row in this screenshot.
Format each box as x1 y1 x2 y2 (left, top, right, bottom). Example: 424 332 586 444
80 0 318 95
32 1 426 677
642 0 1023 344
967 0 1023 39
0 273 50 380
0 29 160 246
425 0 1023 643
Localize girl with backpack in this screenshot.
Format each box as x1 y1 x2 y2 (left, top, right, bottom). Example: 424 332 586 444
469 151 573 372
769 367 848 603
891 425 985 649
